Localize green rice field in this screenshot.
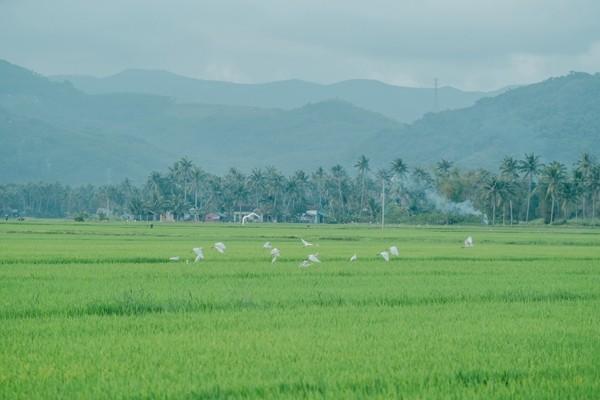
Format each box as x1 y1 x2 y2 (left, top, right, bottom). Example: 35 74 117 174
1 220 599 399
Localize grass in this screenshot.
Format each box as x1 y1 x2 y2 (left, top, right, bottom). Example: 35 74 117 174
0 220 599 399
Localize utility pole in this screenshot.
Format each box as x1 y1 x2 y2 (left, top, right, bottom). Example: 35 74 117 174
381 178 385 230
434 78 439 112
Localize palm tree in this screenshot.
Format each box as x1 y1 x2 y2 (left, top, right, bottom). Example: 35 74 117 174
190 166 206 221
390 158 408 210
497 179 516 225
518 153 542 223
436 159 453 177
354 155 370 216
576 152 595 218
591 165 600 219
412 167 434 188
542 161 567 224
249 168 265 209
376 168 392 229
330 165 348 221
483 175 500 225
264 166 284 219
559 180 577 221
500 156 519 225
311 167 326 212
391 158 408 178
572 169 585 221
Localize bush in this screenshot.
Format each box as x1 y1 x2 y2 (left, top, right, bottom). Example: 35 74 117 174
74 212 87 222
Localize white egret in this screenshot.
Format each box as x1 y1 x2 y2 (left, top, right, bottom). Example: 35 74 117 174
350 254 358 262
379 251 390 262
299 260 311 268
301 238 313 247
192 247 204 262
389 246 399 256
213 242 226 253
308 253 321 263
263 241 272 249
464 236 474 248
270 248 281 263
169 256 180 262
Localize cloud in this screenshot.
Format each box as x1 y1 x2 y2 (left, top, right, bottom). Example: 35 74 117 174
1 0 600 89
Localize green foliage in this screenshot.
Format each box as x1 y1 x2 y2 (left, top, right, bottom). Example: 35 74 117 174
73 212 87 222
2 153 600 225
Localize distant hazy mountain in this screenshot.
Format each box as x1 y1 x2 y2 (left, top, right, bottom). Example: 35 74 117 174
52 69 504 123
1 60 399 183
3 59 599 184
359 72 600 168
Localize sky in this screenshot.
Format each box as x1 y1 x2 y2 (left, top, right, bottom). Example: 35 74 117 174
1 0 600 90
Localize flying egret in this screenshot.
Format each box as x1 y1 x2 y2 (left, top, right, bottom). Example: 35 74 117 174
308 253 321 263
350 254 358 262
389 246 399 256
169 256 180 262
192 247 204 262
301 238 313 247
379 251 390 262
213 242 226 254
464 236 474 248
263 241 272 249
299 260 311 268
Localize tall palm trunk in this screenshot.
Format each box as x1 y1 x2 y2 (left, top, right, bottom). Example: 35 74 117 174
194 191 198 222
359 173 366 217
509 200 513 225
550 196 555 224
525 175 532 223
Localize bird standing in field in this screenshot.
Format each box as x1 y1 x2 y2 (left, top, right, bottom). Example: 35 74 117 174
263 241 272 249
301 238 313 247
389 246 399 257
192 247 204 262
307 253 321 263
213 242 226 253
350 254 358 262
270 248 280 263
299 260 311 268
464 236 474 248
379 251 390 262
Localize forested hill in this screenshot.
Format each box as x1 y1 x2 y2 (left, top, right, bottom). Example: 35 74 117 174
0 60 400 183
2 59 600 184
359 72 600 168
52 69 502 123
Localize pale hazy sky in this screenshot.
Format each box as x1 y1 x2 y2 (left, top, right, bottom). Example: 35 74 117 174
2 0 600 90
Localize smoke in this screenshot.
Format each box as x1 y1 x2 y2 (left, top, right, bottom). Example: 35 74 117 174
398 175 482 217
424 190 481 216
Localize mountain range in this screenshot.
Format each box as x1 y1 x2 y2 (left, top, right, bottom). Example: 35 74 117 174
52 70 505 123
1 59 599 184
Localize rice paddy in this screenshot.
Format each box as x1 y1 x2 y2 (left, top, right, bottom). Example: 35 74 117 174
1 220 599 399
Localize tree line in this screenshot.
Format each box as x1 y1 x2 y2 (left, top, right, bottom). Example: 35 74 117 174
1 153 599 225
